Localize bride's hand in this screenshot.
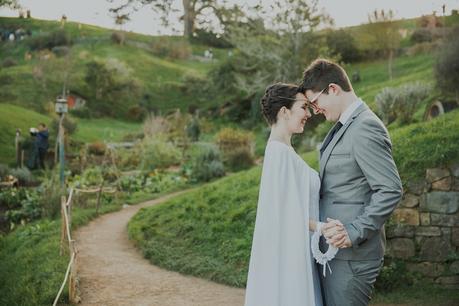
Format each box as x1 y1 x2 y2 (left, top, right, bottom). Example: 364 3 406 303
325 218 352 248
321 218 344 236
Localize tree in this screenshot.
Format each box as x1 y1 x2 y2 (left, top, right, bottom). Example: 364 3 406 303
0 0 20 8
325 29 361 63
364 9 401 80
219 0 331 95
107 0 238 39
435 26 459 100
84 59 142 117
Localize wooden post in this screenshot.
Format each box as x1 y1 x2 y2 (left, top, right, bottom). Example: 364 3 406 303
15 129 21 168
60 196 66 255
96 180 104 215
67 188 73 232
21 150 24 168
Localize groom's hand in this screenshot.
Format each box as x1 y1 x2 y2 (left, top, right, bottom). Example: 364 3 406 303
323 218 352 248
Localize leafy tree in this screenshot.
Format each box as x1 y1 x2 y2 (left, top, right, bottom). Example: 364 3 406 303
325 29 361 63
435 26 459 100
211 0 332 103
361 10 401 80
107 0 242 39
0 0 19 8
84 59 142 117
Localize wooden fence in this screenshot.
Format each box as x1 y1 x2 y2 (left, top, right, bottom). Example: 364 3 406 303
52 183 117 305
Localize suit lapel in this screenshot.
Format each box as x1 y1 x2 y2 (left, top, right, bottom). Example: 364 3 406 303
319 103 369 181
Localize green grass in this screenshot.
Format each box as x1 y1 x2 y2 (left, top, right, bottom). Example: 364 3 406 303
0 197 124 306
0 104 51 164
128 168 261 287
391 109 459 182
371 281 459 306
0 16 218 115
73 118 141 143
345 53 435 108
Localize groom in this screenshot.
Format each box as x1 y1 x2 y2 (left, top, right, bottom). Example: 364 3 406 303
299 59 402 306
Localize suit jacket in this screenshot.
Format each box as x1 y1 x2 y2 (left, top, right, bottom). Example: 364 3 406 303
319 102 402 260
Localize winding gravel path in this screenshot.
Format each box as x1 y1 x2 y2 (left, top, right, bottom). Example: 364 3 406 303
74 191 245 306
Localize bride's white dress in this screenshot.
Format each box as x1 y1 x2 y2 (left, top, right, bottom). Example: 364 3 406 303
244 140 323 306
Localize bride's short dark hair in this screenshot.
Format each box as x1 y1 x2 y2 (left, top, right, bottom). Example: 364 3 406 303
260 83 298 125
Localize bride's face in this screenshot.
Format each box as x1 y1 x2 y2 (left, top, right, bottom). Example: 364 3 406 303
284 93 311 134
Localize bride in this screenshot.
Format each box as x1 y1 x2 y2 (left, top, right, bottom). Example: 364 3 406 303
244 83 329 306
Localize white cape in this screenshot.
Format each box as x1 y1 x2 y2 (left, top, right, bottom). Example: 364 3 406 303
245 141 322 306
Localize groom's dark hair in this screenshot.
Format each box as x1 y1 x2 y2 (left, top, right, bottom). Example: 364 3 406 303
298 59 352 95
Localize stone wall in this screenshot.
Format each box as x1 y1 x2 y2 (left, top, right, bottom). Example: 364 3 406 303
386 165 459 288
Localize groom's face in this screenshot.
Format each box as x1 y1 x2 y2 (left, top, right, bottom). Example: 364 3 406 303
305 86 341 122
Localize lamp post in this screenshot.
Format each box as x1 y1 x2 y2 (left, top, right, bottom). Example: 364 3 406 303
55 92 68 187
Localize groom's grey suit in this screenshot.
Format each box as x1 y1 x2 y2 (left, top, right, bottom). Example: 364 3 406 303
318 101 402 306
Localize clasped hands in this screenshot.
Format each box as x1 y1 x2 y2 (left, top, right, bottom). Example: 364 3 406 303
321 218 352 248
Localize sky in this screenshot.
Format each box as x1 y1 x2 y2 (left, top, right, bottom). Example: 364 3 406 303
1 0 458 35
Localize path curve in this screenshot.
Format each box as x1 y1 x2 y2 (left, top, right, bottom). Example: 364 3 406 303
75 190 245 306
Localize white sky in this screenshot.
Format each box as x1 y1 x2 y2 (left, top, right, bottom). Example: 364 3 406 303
1 0 458 35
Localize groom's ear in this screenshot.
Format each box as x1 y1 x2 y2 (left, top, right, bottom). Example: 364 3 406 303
328 83 341 95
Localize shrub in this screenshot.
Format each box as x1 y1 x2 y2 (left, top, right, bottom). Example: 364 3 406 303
9 167 34 186
51 114 77 135
406 41 438 56
111 31 125 45
186 116 200 142
0 188 27 210
410 28 433 43
215 128 255 171
394 82 430 124
2 57 17 68
4 188 42 225
375 260 414 292
140 138 181 172
51 46 70 57
150 38 191 59
435 26 459 97
376 82 430 125
0 164 10 179
84 59 142 118
325 29 361 63
69 105 92 118
118 146 142 170
28 29 73 51
127 105 147 122
87 141 107 156
185 143 225 182
143 114 170 138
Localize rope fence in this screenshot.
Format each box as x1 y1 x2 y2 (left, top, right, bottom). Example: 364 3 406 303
53 182 116 305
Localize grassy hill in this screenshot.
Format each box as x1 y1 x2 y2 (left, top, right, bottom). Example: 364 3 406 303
0 17 222 114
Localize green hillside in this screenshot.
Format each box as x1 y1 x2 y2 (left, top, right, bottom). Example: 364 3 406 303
0 17 221 114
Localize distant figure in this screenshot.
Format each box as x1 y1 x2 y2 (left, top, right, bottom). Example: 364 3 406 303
36 123 49 169
27 123 49 170
26 10 31 18
61 14 67 27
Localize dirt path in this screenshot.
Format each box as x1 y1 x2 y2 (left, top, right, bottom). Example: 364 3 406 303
75 190 245 306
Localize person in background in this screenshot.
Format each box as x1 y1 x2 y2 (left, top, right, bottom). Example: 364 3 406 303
36 123 49 169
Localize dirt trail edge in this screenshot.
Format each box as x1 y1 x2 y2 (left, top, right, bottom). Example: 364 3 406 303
75 190 245 306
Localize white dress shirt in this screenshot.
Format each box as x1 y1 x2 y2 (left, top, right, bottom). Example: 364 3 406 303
339 99 363 125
